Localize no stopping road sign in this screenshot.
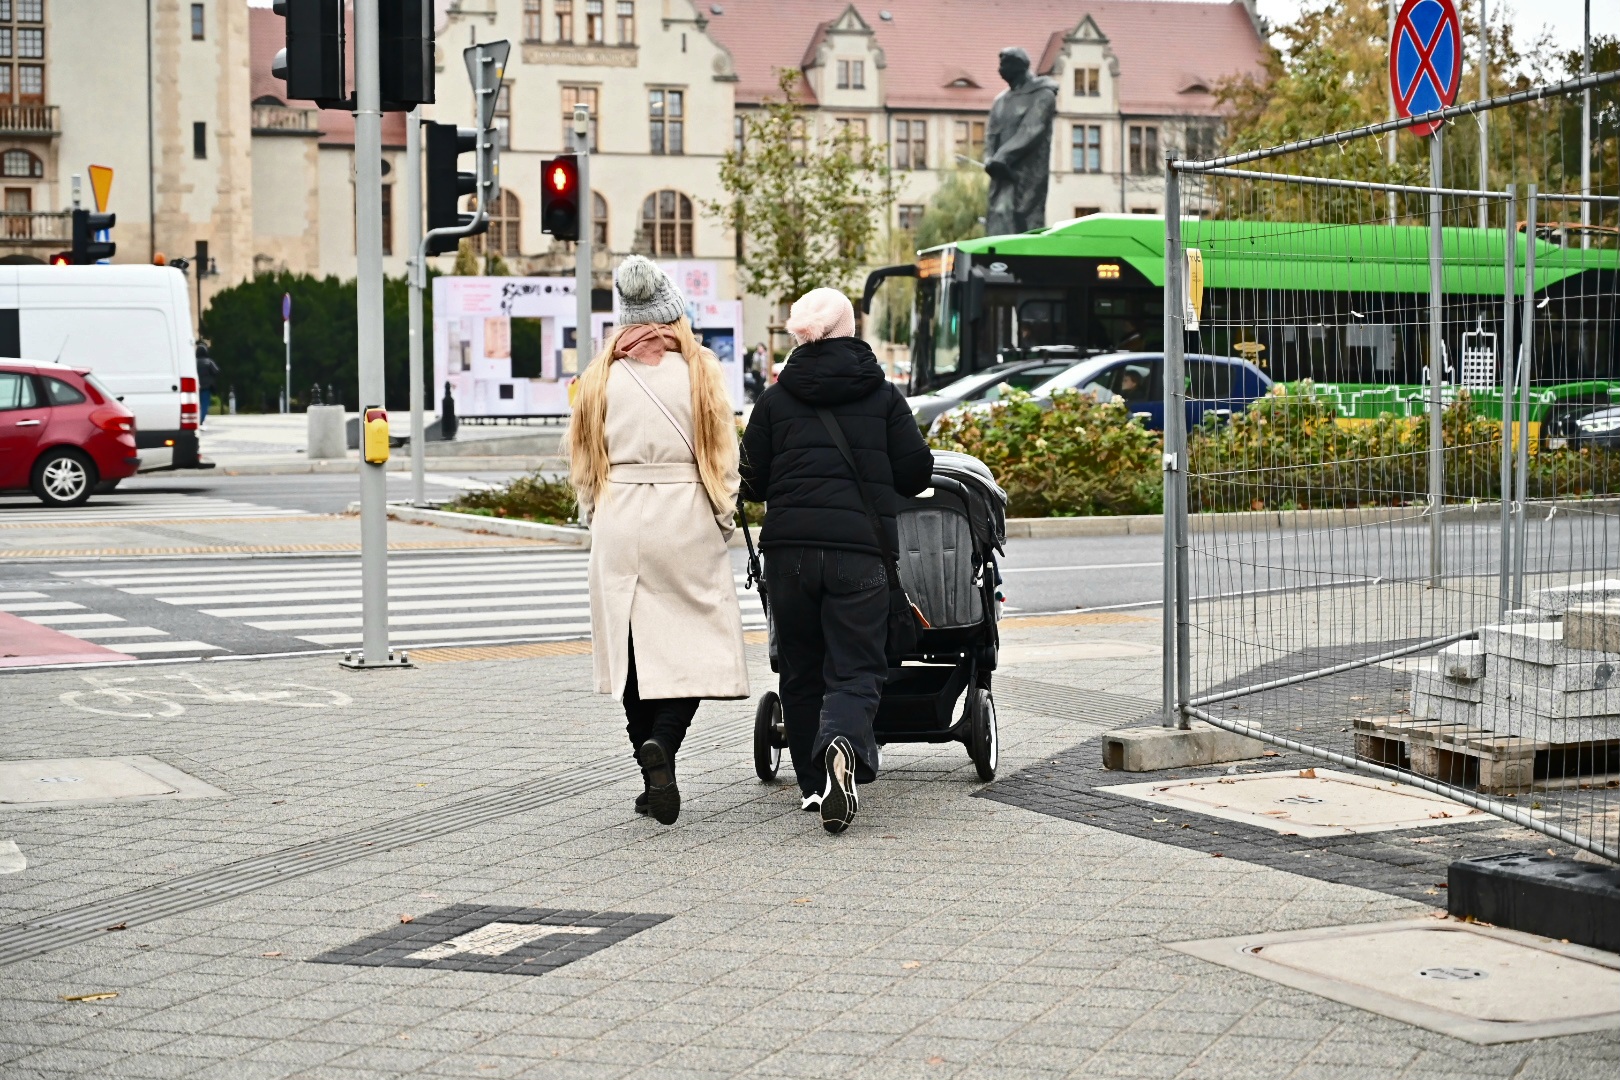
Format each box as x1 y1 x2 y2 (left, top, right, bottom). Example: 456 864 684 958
1390 0 1462 138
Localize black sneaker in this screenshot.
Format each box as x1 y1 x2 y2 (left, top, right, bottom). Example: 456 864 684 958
634 788 649 815
819 736 858 835
637 738 680 825
799 792 822 812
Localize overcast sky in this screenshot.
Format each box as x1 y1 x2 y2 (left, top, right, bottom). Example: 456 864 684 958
1256 0 1616 57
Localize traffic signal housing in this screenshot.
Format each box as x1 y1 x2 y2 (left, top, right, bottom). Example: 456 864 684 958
270 0 346 105
379 0 435 109
424 122 483 255
70 209 115 264
541 156 581 242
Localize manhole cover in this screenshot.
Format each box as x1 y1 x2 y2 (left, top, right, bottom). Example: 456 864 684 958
1100 767 1486 837
0 757 222 806
1419 966 1488 981
311 905 669 976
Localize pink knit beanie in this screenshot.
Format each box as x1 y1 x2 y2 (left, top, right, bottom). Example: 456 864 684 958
785 288 856 344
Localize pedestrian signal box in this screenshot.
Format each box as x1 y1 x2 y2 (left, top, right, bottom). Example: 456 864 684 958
363 407 390 465
541 155 581 242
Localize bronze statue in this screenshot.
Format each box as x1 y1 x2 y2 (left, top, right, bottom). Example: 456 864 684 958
983 47 1058 236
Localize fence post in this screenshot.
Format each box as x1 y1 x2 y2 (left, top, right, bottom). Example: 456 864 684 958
1161 161 1183 727
1513 186 1536 605
1498 184 1516 616
1427 131 1445 588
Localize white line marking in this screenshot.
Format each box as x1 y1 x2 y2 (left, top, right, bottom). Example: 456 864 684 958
999 562 1163 574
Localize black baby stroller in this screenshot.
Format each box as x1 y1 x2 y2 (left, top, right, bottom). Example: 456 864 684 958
741 450 1009 782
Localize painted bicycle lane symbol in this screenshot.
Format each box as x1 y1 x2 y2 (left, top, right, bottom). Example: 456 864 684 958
60 672 353 719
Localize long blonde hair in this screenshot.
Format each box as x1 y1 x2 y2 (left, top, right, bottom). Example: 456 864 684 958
568 316 738 514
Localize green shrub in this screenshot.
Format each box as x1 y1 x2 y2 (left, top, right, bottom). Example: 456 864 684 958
447 473 578 525
930 389 1163 517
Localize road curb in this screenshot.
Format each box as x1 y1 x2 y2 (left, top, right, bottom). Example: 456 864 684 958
380 504 591 547
212 456 565 476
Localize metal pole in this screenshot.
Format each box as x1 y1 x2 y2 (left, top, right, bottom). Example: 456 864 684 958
574 104 593 370
1387 0 1398 226
1498 184 1516 615
1477 0 1489 230
407 107 426 508
1581 0 1591 249
282 316 290 415
1161 161 1186 727
347 0 399 668
1428 131 1445 588
1514 187 1535 606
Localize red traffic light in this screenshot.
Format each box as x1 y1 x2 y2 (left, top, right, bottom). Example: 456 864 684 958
549 160 576 193
50 252 71 266
541 155 581 241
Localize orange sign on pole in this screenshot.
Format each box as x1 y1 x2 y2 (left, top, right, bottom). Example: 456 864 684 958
87 165 113 213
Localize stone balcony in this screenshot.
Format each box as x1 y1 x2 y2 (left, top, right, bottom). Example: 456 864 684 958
0 103 59 137
251 103 321 137
0 210 70 250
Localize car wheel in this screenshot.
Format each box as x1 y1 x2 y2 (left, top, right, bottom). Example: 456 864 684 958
93 479 121 494
31 448 97 507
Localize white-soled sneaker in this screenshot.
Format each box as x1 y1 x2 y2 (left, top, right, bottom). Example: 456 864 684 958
819 736 858 835
800 792 822 812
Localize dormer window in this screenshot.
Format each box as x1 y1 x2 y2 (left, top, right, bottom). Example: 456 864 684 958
1180 78 1211 95
943 69 979 89
836 59 865 90
1075 67 1101 97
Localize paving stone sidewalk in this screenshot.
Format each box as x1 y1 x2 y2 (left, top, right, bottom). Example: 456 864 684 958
0 619 1613 1080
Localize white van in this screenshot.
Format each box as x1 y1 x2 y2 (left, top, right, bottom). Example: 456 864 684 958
0 264 203 471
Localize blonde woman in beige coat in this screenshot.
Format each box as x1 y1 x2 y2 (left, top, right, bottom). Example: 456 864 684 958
568 256 748 825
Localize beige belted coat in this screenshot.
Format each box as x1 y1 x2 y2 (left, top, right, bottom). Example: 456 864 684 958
582 352 749 701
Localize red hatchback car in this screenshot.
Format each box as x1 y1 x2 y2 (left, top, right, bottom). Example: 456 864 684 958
0 360 140 507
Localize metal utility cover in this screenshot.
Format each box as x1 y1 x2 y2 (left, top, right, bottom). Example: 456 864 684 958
312 905 669 977
0 757 223 808
1099 767 1485 837
1170 917 1620 1043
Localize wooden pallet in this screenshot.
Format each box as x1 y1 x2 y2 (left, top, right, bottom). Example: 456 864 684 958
1352 716 1620 794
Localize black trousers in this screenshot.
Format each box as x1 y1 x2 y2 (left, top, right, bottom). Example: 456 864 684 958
622 635 699 758
765 546 888 797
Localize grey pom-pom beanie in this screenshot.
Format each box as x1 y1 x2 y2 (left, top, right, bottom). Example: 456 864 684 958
614 255 686 326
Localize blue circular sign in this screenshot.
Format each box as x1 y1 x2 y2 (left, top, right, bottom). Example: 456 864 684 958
282 292 292 320
1391 0 1462 137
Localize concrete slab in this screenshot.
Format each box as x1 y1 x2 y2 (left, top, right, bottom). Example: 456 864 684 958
1169 916 1620 1044
1564 601 1620 653
1483 621 1620 666
0 755 224 809
1439 640 1487 680
1099 721 1264 771
1100 767 1487 837
1532 579 1620 616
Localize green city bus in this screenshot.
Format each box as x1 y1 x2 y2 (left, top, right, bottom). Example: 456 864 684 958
864 214 1619 442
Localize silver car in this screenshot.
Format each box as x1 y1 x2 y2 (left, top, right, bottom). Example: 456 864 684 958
906 358 1079 432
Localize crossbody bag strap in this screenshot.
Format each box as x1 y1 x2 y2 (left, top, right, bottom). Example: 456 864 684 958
617 359 700 462
814 407 901 589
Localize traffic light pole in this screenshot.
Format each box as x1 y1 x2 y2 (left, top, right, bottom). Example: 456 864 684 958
406 106 426 508
574 105 592 366
343 0 407 670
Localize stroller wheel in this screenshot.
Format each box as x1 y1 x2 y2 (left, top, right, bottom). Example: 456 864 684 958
968 688 998 782
753 691 783 782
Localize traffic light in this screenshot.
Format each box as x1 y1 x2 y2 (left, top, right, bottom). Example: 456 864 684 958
541 156 581 242
424 122 482 256
70 209 115 264
270 0 345 105
380 0 434 109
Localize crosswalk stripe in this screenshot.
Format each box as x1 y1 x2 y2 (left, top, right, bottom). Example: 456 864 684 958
58 553 589 582
0 591 49 600
62 627 171 640
0 602 84 613
23 613 123 626
115 567 589 596
0 495 312 524
250 606 594 632
113 640 225 654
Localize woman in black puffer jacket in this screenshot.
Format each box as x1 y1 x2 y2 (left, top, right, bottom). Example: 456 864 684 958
740 288 932 835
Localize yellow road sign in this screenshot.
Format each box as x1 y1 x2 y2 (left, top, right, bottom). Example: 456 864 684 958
88 165 113 213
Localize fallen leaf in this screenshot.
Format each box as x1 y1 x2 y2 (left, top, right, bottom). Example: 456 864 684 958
1429 911 1449 919
902 961 922 970
271 800 286 805
1547 849 1558 857
1261 750 1279 757
1298 768 1317 779
1435 883 1448 888
792 897 813 904
399 914 415 924
1428 811 1451 819
926 1057 946 1066
103 923 126 932
1261 810 1290 816
61 993 117 1002
1179 823 1191 829
1211 852 1224 858
260 952 282 958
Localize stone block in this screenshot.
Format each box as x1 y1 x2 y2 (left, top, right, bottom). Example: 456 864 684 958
1411 670 1484 703
1564 601 1620 654
307 405 348 460
1438 640 1486 681
1476 706 1620 742
1495 655 1620 694
1532 578 1620 616
1482 676 1620 720
1481 621 1620 666
1409 691 1480 723
1100 721 1266 772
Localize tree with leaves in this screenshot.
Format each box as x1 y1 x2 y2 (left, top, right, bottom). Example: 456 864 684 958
710 69 893 316
916 167 988 251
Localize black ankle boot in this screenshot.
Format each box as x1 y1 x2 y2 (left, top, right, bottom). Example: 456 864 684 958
637 738 680 825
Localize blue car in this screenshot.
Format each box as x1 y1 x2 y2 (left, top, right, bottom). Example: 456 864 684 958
1021 352 1272 431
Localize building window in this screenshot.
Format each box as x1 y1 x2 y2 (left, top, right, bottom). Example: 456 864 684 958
554 0 573 43
897 204 924 232
0 0 42 103
641 189 693 256
15 25 36 56
561 85 598 150
485 191 521 256
836 59 865 90
733 114 745 154
593 191 607 247
190 3 204 40
16 1 40 21
2 148 41 177
1073 206 1101 218
952 119 984 165
1130 206 1158 215
835 117 867 143
16 63 38 99
1075 67 1100 97
193 121 207 160
617 1 635 44
894 118 925 170
1071 124 1101 173
1184 123 1218 161
523 0 541 41
380 184 393 256
1129 124 1159 175
0 29 8 56
649 88 683 155
494 81 512 149
585 0 603 44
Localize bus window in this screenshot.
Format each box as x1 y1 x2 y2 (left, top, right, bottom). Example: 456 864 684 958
1091 290 1162 353
1018 300 1062 349
934 279 960 379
